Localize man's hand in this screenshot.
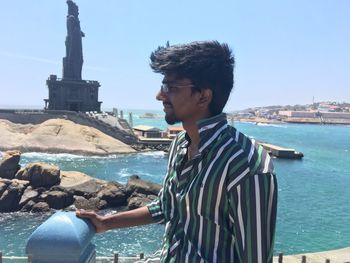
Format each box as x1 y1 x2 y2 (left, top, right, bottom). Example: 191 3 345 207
76 206 155 233
76 210 108 233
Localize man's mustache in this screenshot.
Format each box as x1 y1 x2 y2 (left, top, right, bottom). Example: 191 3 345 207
163 102 172 107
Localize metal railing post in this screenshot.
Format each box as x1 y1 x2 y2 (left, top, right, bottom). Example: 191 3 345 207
114 253 119 263
278 253 283 263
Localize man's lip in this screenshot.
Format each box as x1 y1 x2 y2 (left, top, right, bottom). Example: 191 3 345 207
163 104 172 112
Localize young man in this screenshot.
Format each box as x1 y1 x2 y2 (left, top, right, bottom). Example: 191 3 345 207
77 41 278 263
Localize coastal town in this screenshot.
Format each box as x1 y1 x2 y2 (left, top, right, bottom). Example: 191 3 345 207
230 101 350 125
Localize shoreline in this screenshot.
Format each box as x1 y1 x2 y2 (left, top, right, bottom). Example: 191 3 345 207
234 117 350 125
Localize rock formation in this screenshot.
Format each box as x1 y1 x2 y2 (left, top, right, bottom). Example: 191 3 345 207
0 151 161 213
0 150 21 179
0 118 136 155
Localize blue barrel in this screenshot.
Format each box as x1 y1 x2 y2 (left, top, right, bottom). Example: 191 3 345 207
26 211 96 263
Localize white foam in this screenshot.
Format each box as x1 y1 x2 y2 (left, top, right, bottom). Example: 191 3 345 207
21 152 138 160
139 151 167 157
256 123 288 128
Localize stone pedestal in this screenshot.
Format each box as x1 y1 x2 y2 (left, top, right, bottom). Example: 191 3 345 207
45 75 102 112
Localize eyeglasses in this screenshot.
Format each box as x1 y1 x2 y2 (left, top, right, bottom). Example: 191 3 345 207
160 83 195 93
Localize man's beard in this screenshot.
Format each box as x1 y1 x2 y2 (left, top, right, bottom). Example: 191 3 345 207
165 112 181 125
163 102 181 125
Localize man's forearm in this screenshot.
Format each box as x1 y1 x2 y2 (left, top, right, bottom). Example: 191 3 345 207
102 206 155 230
76 206 156 233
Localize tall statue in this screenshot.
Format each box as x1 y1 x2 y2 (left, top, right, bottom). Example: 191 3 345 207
62 0 85 80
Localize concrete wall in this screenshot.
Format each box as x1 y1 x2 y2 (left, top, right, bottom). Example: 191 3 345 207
279 110 350 119
321 112 350 119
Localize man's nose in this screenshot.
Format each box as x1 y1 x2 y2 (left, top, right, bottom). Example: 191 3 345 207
156 90 166 101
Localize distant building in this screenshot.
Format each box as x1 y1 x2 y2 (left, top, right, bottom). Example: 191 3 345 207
318 104 341 112
167 126 184 139
278 111 317 118
133 125 162 138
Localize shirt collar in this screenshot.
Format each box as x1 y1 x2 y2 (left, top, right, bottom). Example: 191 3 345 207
182 113 229 153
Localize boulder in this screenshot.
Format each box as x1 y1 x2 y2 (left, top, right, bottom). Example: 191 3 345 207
127 193 158 210
31 202 50 213
46 190 74 209
0 181 9 197
61 178 104 198
73 196 108 210
0 180 28 212
127 193 149 210
37 192 49 202
15 162 60 188
21 200 36 212
0 150 21 179
97 182 127 207
0 178 12 185
11 179 30 188
19 187 39 207
126 175 162 195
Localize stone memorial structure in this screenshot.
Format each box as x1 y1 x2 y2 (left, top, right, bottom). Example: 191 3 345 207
44 0 102 112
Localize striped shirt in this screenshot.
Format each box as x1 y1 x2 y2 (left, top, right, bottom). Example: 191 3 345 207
147 113 278 263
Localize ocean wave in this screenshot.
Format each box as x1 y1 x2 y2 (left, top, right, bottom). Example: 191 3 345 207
256 123 288 128
118 168 132 178
22 152 87 159
21 152 153 160
139 151 167 157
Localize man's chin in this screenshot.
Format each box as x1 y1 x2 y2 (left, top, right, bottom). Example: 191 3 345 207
165 115 180 125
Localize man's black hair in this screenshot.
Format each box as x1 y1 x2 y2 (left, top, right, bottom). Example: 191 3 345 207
150 41 235 115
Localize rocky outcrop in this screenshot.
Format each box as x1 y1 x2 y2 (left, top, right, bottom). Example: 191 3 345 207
46 190 74 209
0 179 29 212
73 196 107 210
0 150 21 179
31 202 50 213
127 175 162 195
19 187 39 207
97 182 127 207
126 175 160 209
127 192 158 210
0 151 161 213
0 118 136 155
16 163 60 187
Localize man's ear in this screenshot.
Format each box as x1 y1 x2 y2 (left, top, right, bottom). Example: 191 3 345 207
198 88 212 107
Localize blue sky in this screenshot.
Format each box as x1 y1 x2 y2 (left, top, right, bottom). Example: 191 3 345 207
0 0 349 111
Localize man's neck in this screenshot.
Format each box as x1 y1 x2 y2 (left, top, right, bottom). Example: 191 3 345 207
182 112 211 159
183 122 200 160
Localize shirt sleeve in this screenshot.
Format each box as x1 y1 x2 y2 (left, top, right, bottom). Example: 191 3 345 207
227 169 278 263
147 189 165 223
147 136 179 224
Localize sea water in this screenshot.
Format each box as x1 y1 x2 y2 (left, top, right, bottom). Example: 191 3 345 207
1 111 350 259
